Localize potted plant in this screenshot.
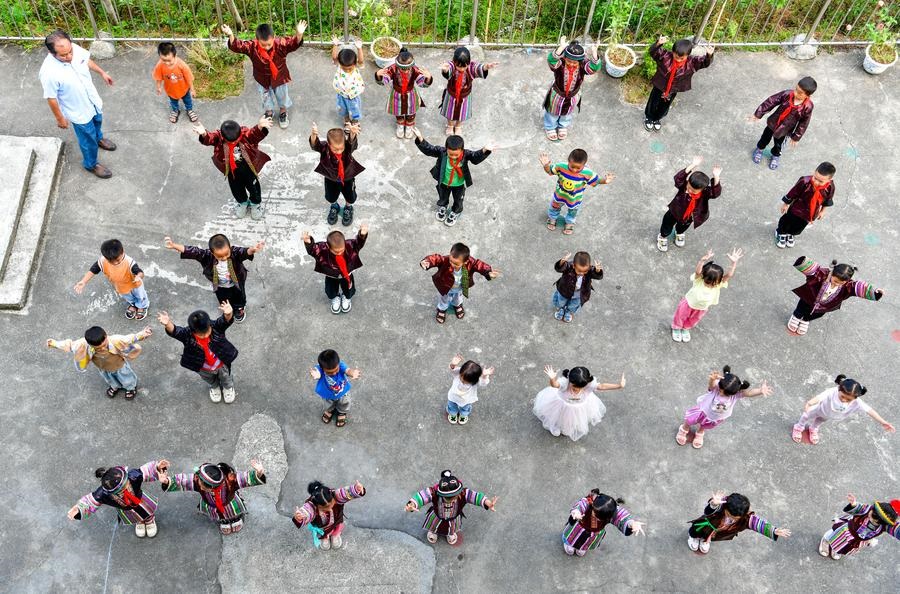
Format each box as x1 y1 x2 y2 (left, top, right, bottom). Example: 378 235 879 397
603 0 637 77
355 0 402 68
862 5 897 75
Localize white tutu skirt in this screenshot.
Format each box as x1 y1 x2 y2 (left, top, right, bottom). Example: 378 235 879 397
533 387 606 441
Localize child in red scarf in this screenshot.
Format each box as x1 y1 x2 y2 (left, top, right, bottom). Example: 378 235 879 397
750 76 816 170
303 225 369 314
775 161 835 248
310 121 365 226
645 36 714 131
656 157 722 252
439 47 498 136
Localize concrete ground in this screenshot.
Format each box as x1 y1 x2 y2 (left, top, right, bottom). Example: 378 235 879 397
0 42 897 593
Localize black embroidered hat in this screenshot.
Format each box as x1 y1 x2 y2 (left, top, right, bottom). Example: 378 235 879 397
437 470 463 497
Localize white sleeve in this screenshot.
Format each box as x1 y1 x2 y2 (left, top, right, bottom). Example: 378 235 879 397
856 399 872 413
40 67 59 100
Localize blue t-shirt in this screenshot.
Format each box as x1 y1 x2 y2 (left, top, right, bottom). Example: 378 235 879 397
315 361 351 400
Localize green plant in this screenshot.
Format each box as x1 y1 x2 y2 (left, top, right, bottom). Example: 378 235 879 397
865 7 897 64
187 38 245 99
604 0 633 46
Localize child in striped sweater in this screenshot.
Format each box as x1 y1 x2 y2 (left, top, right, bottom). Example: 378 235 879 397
405 469 498 545
687 490 790 555
540 149 614 235
562 491 645 557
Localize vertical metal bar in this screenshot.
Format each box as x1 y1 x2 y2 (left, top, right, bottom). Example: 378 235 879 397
559 0 569 41
433 0 439 43
483 0 493 41
215 0 224 31
509 0 519 42
582 0 597 39
342 0 348 42
445 0 452 42
708 0 728 43
569 0 582 39
317 0 323 40
804 0 833 43
693 0 717 44
831 0 859 41
470 0 480 43
633 0 650 42
531 0 542 44
596 0 610 40
81 0 100 38
662 0 675 31
457 0 464 41
822 0 846 39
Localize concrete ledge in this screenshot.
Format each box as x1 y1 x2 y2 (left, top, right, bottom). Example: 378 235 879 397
0 146 34 278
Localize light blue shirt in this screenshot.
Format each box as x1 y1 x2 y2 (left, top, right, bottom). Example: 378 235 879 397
39 43 103 125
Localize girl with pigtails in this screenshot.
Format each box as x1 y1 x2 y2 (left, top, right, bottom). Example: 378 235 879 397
792 375 894 445
561 490 645 557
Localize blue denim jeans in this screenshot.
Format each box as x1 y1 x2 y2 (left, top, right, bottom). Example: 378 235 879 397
168 91 194 112
336 94 363 120
99 361 138 390
257 82 292 112
437 288 463 312
548 200 581 225
553 290 582 315
543 110 573 131
120 284 150 309
72 111 104 170
447 400 473 418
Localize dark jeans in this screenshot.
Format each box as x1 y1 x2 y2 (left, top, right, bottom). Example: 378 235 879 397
757 127 786 156
168 91 194 111
325 275 356 299
660 210 692 237
324 178 357 204
215 285 247 309
227 163 261 204
645 86 676 121
777 212 809 236
72 111 104 170
792 299 826 322
437 183 466 213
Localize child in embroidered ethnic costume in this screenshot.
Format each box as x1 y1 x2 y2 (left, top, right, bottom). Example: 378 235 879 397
405 470 497 545
687 490 790 555
303 225 368 314
375 48 433 139
445 353 494 425
533 366 626 442
74 238 149 320
675 366 773 449
331 39 365 130
157 302 239 403
420 243 500 324
222 21 306 127
552 251 603 323
540 149 614 235
562 491 645 556
310 121 365 226
788 257 884 336
160 459 266 535
820 494 900 560
645 36 714 131
68 460 169 538
775 161 835 249
543 37 601 141
310 349 361 428
165 234 265 323
413 129 492 226
439 47 498 135
751 77 816 170
47 325 152 400
292 480 366 550
194 116 273 220
656 157 722 252
670 248 742 343
792 375 894 445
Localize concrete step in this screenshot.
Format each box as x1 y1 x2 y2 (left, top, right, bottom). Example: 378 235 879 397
0 146 35 279
0 136 63 309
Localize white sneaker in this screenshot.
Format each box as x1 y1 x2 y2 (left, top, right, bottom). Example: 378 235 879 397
786 234 795 248
674 233 686 247
563 543 575 555
234 202 249 218
657 234 669 252
575 548 587 557
320 536 332 550
135 523 147 538
447 413 458 424
396 124 405 138
681 329 691 342
340 295 352 313
457 415 469 425
671 328 683 342
688 536 700 551
787 315 801 333
330 296 341 314
209 387 222 403
331 534 343 549
404 125 414 139
446 533 458 545
222 386 236 403
145 521 158 538
776 231 787 248
426 531 438 544
699 539 710 554
249 204 264 220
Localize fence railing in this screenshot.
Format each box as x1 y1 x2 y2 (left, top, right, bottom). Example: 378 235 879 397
1 0 896 47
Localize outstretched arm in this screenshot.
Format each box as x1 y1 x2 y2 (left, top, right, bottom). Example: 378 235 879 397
866 408 895 433
743 380 773 398
722 247 743 282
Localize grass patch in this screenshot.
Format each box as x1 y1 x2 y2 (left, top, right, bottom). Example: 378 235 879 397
620 68 652 105
187 42 245 100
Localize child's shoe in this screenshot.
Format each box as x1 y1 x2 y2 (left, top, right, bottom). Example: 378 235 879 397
818 537 830 557
250 204 264 220
786 234 795 248
169 110 180 124
444 211 459 227
691 429 704 448
797 320 810 336
545 129 559 141
752 148 763 164
278 111 289 129
342 204 354 226
436 206 448 221
330 296 341 314
187 110 199 123
775 231 787 248
458 415 469 425
134 308 148 321
653 121 661 131
563 312 573 323
404 126 414 139
698 540 710 554
427 531 438 543
791 424 804 443
209 387 222 403
331 534 343 549
656 234 669 252
681 329 691 343
234 202 250 218
769 155 780 170
145 521 158 538
222 386 236 404
676 425 689 445
688 536 700 551
643 118 653 132
320 536 332 550
234 307 246 323
671 328 683 342
674 233 686 248
554 308 564 321
264 110 274 121
563 543 576 555
446 533 458 545
447 413 458 424
135 523 147 538
574 548 587 557
327 203 341 225
808 426 820 444
557 127 568 140
340 295 352 313
125 305 137 320
396 124 405 139
787 315 801 333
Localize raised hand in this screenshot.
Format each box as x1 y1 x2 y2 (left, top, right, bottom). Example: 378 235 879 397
883 422 896 433
711 490 727 505
67 505 80 520
250 459 265 474
560 251 572 262
780 202 789 214
631 520 646 535
309 367 321 379
774 527 791 538
482 142 494 153
846 493 858 506
411 126 423 141
73 280 86 294
558 36 568 47
302 231 311 243
253 240 266 253
712 164 722 178
219 299 233 317
657 35 669 45
347 368 362 380
140 325 153 338
221 24 233 38
485 496 499 511
701 249 714 261
450 353 464 367
539 151 551 167
543 365 558 379
603 172 616 184
727 247 744 263
484 62 500 70
488 270 501 279
354 480 365 493
419 259 430 270
405 500 418 512
354 39 363 50
156 310 172 326
296 20 307 36
746 114 761 122
192 122 207 135
759 380 773 397
570 509 583 521
311 121 319 137
618 373 626 388
164 236 176 249
258 114 274 129
157 459 170 474
691 155 703 168
359 223 369 235
483 366 496 376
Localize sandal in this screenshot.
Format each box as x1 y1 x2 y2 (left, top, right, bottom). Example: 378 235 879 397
134 308 148 320
321 411 333 424
676 425 689 446
562 224 575 235
124 389 136 400
335 413 347 427
453 125 462 135
125 305 137 320
545 129 559 141
454 304 465 320
557 127 568 140
445 124 454 135
692 431 705 449
808 427 820 445
169 110 179 124
436 309 446 324
187 110 198 123
546 217 558 231
791 424 804 443
106 386 118 398
769 155 780 170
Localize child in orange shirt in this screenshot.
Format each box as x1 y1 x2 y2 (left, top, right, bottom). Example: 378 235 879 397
74 239 149 320
153 42 197 124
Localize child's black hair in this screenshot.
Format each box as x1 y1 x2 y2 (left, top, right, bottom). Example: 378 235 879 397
338 48 358 67
816 161 836 177
100 239 124 261
188 310 211 333
562 366 594 388
589 490 625 523
318 349 341 370
157 42 176 57
724 493 751 517
220 120 241 142
326 128 346 145
568 148 588 164
459 361 483 385
397 48 414 65
445 135 465 151
84 326 107 347
830 261 857 282
687 171 710 190
255 23 274 40
834 374 867 398
209 234 230 252
449 242 470 260
701 262 725 286
797 76 817 95
718 365 750 396
307 481 335 506
572 251 591 268
326 230 346 249
673 39 694 57
452 46 471 67
95 466 124 491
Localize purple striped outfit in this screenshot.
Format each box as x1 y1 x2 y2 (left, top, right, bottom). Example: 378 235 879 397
562 497 635 553
164 468 264 523
75 460 161 525
410 485 489 536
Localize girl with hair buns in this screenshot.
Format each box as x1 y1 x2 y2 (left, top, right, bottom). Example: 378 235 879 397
792 375 894 445
67 459 169 538
562 490 645 557
533 365 626 441
819 494 900 559
542 37 602 141
438 46 498 136
292 479 366 550
405 470 497 545
789 256 884 336
374 47 433 139
675 366 773 449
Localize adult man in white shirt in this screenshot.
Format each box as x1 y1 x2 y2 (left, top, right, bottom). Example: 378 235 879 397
39 29 117 178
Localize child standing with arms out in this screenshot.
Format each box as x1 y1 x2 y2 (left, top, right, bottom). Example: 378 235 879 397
332 39 365 131
687 491 790 555
533 366 626 441
792 375 894 444
445 353 494 425
540 149 614 235
552 251 604 323
223 21 306 128
47 325 152 400
405 470 498 545
310 349 361 428
153 42 197 123
302 225 369 314
656 157 722 252
164 234 265 323
645 36 714 131
439 47 498 136
194 116 273 220
310 121 365 226
819 494 900 560
671 248 742 343
292 480 366 551
420 243 500 324
413 128 492 226
157 302 239 403
543 37 601 141
74 239 149 320
750 77 816 170
375 48 432 139
562 491 645 557
775 162 835 249
675 366 773 449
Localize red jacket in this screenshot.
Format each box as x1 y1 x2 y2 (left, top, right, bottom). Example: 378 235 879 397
228 36 302 88
199 125 270 176
422 254 493 296
304 231 367 278
754 90 813 141
782 176 834 223
649 42 713 94
666 168 722 228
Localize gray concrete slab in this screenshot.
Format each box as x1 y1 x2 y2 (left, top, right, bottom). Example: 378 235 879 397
0 42 897 593
0 142 34 277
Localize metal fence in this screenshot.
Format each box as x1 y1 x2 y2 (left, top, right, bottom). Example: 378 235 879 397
1 0 897 47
